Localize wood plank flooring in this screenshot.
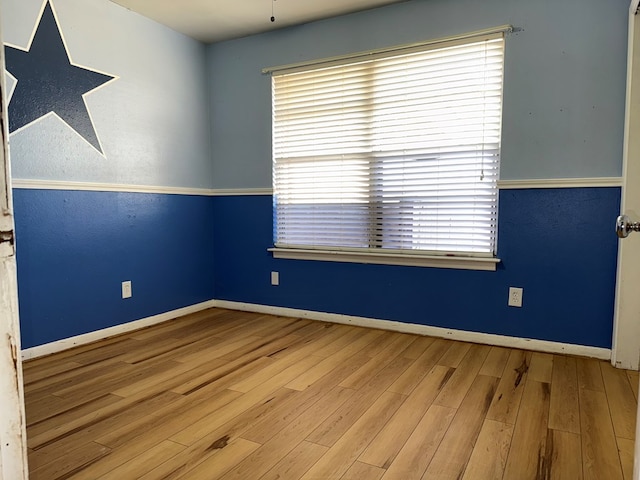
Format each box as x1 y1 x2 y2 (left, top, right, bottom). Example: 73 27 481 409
22 308 637 479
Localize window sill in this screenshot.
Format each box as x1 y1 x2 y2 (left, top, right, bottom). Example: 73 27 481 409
268 248 500 271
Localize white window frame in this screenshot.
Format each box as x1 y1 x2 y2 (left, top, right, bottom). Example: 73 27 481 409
267 26 512 271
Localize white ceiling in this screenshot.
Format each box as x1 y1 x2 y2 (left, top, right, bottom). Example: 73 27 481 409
109 0 409 44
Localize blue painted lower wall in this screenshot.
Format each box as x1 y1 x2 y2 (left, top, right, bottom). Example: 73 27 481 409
213 188 620 349
13 186 620 350
13 189 216 349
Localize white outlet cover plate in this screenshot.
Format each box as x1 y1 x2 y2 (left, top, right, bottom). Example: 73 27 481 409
122 281 132 299
508 287 523 307
271 271 279 286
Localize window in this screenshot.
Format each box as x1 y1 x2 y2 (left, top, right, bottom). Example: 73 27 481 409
269 29 507 270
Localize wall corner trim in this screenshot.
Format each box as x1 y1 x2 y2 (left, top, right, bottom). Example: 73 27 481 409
21 300 217 360
213 300 612 360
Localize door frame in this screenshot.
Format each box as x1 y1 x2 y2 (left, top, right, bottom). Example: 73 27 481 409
0 14 29 480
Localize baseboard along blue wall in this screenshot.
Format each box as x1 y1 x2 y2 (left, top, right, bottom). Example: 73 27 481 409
13 189 216 348
213 187 620 349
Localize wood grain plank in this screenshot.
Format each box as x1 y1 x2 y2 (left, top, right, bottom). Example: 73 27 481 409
52 359 181 400
25 360 136 400
423 375 499 480
85 392 252 480
502 380 551 480
217 329 330 365
245 316 309 338
437 341 472 368
67 396 245 479
626 370 639 401
341 461 386 480
546 429 583 480
357 331 410 358
177 335 263 364
218 386 356 480
259 441 328 480
617 437 635 480
478 347 510 378
528 352 553 383
148 405 314 480
168 355 273 397
118 333 222 365
29 442 110 480
23 329 140 367
119 331 226 366
170 439 262 480
27 391 182 471
601 362 637 439
305 356 414 447
486 349 530 425
66 337 143 366
461 419 513 480
285 320 333 340
23 361 83 386
285 329 384 391
139 438 260 480
64 335 148 364
380 405 455 480
339 333 416 390
170 355 325 446
549 355 580 434
577 357 605 392
28 389 177 450
387 338 451 395
126 308 230 341
299 391 406 480
580 388 624 480
265 323 350 361
433 344 490 409
95 440 185 480
166 386 296 456
229 334 344 393
312 326 368 358
401 335 435 360
27 394 123 435
241 355 371 445
96 389 242 449
359 365 454 468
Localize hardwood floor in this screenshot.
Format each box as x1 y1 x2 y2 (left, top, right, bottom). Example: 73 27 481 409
22 308 637 479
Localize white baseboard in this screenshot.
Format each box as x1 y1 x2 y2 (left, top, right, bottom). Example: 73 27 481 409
21 300 217 361
21 298 612 362
213 300 612 361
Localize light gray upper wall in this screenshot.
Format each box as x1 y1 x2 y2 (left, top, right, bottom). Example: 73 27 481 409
2 0 213 189
207 0 628 189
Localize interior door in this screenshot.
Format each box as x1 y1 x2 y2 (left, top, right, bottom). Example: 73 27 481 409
0 18 29 480
616 2 640 479
614 1 640 374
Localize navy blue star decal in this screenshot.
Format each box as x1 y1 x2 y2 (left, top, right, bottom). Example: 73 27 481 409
5 1 116 155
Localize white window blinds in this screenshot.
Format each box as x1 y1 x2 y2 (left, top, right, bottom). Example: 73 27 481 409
272 33 505 257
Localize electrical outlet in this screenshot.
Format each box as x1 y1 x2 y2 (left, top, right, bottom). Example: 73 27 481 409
508 287 523 307
122 281 132 299
271 271 279 286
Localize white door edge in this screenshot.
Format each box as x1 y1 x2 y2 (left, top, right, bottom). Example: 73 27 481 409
0 9 28 480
